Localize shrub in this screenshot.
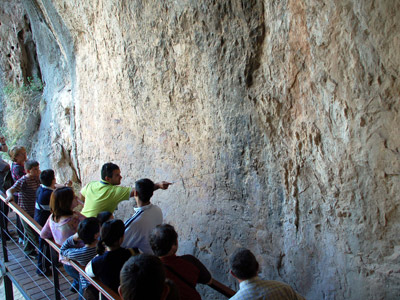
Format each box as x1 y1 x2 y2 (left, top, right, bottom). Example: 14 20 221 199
1 76 43 150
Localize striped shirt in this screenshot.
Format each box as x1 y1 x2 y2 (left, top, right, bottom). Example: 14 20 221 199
60 236 97 289
230 277 305 300
11 175 40 217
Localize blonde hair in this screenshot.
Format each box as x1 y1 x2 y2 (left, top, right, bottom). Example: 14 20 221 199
9 146 26 162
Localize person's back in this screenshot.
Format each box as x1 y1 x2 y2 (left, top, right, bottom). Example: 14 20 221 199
86 219 137 294
40 187 84 245
150 224 212 300
60 218 100 298
229 248 305 300
119 254 180 300
121 178 163 253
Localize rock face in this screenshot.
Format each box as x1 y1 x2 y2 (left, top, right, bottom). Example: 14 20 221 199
2 0 400 299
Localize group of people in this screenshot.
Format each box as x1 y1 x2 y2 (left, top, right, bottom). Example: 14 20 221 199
0 140 305 300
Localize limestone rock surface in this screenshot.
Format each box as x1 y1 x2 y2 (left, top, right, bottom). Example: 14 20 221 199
2 1 400 299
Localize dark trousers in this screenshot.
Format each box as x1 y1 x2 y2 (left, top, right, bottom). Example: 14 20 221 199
36 237 52 274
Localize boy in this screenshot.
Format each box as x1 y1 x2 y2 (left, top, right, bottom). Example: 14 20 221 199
34 169 56 275
6 160 41 258
60 217 100 299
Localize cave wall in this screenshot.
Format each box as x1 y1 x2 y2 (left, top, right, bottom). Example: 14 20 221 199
4 0 400 299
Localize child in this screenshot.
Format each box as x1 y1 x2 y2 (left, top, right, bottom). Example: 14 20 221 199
60 217 100 299
9 146 27 242
40 186 85 291
85 219 139 294
6 160 41 258
34 169 56 276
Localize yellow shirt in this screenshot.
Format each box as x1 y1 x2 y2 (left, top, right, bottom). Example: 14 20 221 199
80 180 131 217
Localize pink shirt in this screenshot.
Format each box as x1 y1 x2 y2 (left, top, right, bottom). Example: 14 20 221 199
40 211 85 245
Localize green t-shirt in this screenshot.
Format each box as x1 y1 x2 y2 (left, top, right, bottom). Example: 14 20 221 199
80 180 131 217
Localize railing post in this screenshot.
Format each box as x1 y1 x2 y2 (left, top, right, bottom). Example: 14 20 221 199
3 274 14 300
50 246 61 300
0 201 9 262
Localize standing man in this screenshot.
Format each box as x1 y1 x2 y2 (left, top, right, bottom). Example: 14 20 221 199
80 163 170 218
229 248 305 300
122 178 164 253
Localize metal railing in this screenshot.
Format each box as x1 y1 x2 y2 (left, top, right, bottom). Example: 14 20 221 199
0 193 235 299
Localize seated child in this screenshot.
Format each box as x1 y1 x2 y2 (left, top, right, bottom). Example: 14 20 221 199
60 217 100 299
85 219 139 294
6 160 41 258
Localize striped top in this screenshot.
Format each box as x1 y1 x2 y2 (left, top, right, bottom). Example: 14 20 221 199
11 175 40 217
60 236 97 289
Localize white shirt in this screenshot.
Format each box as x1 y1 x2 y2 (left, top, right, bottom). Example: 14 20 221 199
121 203 163 254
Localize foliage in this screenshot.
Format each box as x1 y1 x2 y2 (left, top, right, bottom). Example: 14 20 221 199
1 77 43 150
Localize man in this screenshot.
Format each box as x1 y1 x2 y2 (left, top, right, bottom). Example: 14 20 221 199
80 163 170 217
150 224 213 300
121 178 165 253
119 254 179 300
229 248 305 300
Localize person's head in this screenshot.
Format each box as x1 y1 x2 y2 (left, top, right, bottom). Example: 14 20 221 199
97 211 114 225
101 163 122 185
97 219 125 254
229 248 259 281
50 187 74 222
149 224 178 257
78 217 100 245
119 254 166 300
9 146 27 163
25 160 40 177
40 169 55 187
134 178 154 204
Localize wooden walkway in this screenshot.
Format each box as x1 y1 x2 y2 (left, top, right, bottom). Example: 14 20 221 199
1 213 79 300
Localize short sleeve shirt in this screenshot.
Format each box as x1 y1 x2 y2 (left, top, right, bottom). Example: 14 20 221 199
80 180 131 217
11 175 40 217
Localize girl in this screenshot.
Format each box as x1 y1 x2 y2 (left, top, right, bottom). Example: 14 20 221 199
40 187 84 292
86 219 138 294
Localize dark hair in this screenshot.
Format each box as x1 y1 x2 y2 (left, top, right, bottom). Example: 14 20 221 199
135 178 154 203
97 211 113 225
149 224 178 257
101 163 120 180
120 254 165 300
50 187 74 222
229 248 259 280
78 217 100 244
40 169 55 187
97 219 125 255
25 159 39 171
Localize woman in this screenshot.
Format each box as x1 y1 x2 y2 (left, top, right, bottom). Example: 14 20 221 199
41 187 85 292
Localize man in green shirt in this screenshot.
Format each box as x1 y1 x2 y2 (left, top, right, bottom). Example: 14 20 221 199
80 163 170 217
